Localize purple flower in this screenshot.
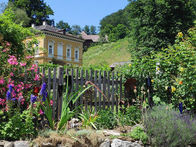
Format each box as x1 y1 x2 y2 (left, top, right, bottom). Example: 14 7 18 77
179 102 183 114
6 85 13 100
30 94 37 103
9 85 13 92
11 98 16 101
40 83 47 102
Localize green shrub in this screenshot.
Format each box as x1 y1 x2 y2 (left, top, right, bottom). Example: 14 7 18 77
118 106 141 126
0 109 37 141
129 126 148 144
144 105 196 147
95 109 117 129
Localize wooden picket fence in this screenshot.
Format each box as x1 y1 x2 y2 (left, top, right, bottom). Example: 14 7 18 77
35 67 124 119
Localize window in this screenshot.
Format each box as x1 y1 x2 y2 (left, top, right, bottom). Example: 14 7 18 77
48 41 54 57
35 42 39 57
74 48 79 62
66 45 71 61
34 60 39 65
57 43 63 59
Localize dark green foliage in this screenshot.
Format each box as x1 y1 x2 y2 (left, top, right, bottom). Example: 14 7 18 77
144 105 196 146
71 25 82 35
108 24 129 42
6 2 30 26
127 0 196 57
118 106 141 126
56 20 71 33
8 0 54 26
83 25 90 35
90 25 97 35
100 9 128 36
95 109 118 129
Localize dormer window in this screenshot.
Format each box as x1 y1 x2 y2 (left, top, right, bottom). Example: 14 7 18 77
48 41 54 57
74 48 79 62
66 45 71 61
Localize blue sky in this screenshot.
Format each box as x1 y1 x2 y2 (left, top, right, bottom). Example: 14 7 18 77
1 0 129 29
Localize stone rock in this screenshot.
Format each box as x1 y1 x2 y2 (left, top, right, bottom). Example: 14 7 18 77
111 139 142 147
14 141 29 147
103 130 121 136
4 142 14 147
68 118 82 129
100 139 110 147
41 142 54 147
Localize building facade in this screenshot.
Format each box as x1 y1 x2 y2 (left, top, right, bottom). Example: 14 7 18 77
27 22 84 66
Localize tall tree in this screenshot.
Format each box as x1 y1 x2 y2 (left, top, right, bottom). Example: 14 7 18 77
6 2 30 26
56 20 71 33
100 9 128 36
90 25 97 35
8 0 54 26
71 25 81 35
83 25 90 35
127 0 196 57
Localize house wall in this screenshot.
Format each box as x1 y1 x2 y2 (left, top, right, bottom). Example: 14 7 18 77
26 34 83 66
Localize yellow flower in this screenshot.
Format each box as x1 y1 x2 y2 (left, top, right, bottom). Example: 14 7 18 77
128 64 132 67
157 67 160 71
179 67 184 72
151 79 154 83
171 86 176 93
177 32 183 38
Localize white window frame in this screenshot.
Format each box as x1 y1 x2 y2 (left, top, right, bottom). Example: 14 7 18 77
57 42 63 59
66 45 71 61
48 40 54 58
74 47 79 62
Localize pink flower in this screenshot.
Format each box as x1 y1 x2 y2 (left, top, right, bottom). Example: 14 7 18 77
26 56 33 59
25 84 32 89
3 48 9 52
0 98 5 105
10 72 14 77
39 109 44 115
34 74 40 81
8 55 18 65
50 100 53 106
6 42 10 47
20 62 26 67
31 64 38 72
0 78 5 85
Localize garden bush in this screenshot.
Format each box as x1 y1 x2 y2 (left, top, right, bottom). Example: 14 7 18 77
118 105 141 126
95 109 117 129
144 105 196 146
129 126 148 144
115 22 196 112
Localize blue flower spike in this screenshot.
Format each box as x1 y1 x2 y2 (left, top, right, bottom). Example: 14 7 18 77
40 83 47 102
179 102 183 114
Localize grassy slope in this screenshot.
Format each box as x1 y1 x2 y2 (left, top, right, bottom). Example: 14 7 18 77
83 38 131 67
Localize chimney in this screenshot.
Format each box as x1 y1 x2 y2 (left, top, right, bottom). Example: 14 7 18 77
31 24 35 28
43 21 47 25
63 29 66 35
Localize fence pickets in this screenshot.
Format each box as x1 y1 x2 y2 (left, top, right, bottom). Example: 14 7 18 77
37 67 123 116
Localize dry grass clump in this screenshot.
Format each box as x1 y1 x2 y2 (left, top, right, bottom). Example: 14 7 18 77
32 129 105 147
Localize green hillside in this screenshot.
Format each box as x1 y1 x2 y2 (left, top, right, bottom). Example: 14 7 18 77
82 38 131 67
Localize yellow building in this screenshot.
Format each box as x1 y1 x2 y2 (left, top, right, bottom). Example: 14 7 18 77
29 22 84 66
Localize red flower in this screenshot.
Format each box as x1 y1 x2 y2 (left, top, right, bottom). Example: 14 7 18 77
33 87 40 96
